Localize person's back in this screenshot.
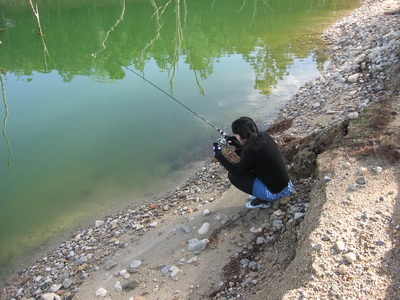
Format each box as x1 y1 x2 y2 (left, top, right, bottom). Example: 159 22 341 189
249 132 289 194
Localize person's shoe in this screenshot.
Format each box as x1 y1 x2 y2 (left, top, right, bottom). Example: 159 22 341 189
248 195 257 200
245 198 272 209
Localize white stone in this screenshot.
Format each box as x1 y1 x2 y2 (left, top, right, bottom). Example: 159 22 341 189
312 243 323 251
256 237 266 245
149 221 157 227
40 294 60 300
313 102 321 108
62 278 73 289
95 220 105 227
132 224 144 230
348 112 359 119
188 238 209 251
110 219 118 229
15 288 23 298
130 260 142 269
115 281 122 292
187 256 198 264
342 162 351 169
334 241 346 252
119 269 127 276
203 209 210 216
373 166 383 174
197 223 210 235
96 288 108 297
294 213 305 219
347 73 360 83
338 264 348 275
49 284 62 293
344 252 357 264
170 266 179 277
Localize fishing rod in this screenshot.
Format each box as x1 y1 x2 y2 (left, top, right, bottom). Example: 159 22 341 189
92 50 228 139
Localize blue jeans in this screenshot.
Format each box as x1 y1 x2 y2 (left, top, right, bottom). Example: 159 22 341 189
227 172 294 202
253 179 294 202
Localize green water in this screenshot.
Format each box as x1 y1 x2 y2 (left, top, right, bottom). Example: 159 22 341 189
0 0 358 282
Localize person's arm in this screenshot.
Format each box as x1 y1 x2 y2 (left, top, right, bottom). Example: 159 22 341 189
214 144 257 176
225 136 242 156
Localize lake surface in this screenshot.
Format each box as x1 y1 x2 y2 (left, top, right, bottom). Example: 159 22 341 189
0 0 358 282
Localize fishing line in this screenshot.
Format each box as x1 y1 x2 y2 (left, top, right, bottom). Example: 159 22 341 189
93 50 227 138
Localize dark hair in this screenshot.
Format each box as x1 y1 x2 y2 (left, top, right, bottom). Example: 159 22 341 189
231 117 258 153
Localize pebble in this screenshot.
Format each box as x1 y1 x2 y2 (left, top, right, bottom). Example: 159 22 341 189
161 265 172 274
256 237 266 245
198 222 211 235
356 177 367 185
96 288 108 297
323 176 332 182
95 220 105 227
105 260 118 270
349 184 358 191
343 252 357 264
77 255 88 265
115 281 122 292
203 209 210 216
312 243 323 251
130 260 142 269
15 288 23 298
343 162 351 169
272 220 283 230
372 166 383 174
122 280 139 291
188 238 209 251
62 278 73 289
49 284 62 293
348 112 359 119
338 264 348 275
170 266 180 277
347 73 360 83
187 256 198 264
181 225 191 234
41 293 61 300
334 241 346 252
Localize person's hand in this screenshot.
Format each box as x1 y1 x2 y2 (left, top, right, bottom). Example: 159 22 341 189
225 135 241 149
213 142 222 157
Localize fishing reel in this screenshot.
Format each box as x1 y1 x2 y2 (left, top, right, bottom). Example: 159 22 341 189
217 135 228 146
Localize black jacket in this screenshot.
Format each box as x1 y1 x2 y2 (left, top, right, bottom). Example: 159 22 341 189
215 132 289 193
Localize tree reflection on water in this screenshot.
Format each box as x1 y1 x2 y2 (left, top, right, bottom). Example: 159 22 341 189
0 0 357 90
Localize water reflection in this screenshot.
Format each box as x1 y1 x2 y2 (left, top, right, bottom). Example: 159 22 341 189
0 0 351 85
99 0 126 52
0 69 13 175
28 0 50 69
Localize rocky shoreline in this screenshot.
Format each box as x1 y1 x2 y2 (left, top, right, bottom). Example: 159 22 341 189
0 162 233 299
1 0 399 299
